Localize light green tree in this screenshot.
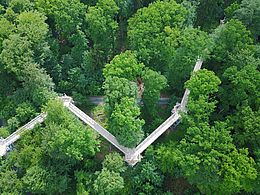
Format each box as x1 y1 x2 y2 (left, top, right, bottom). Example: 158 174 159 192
128 0 189 71
103 76 138 113
103 50 144 81
109 97 144 148
102 152 126 173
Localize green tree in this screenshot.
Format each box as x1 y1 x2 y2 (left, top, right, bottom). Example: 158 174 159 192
166 27 211 93
0 99 100 194
16 11 48 44
42 100 100 162
103 76 138 113
229 106 260 150
142 68 167 122
0 160 23 194
109 97 144 148
86 0 119 67
195 0 236 31
0 34 33 75
35 0 86 38
8 0 34 13
211 19 254 69
222 63 259 110
102 152 126 173
128 0 189 71
131 161 164 194
22 165 69 194
185 69 221 99
93 168 124 195
157 122 257 194
0 17 15 50
103 50 144 81
233 0 260 40
157 69 257 194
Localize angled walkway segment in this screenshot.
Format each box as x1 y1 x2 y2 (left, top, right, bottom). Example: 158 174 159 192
180 58 203 112
0 113 47 156
61 96 130 154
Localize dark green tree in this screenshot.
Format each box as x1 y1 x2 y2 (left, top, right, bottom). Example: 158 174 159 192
93 168 124 195
233 0 260 40
86 0 119 68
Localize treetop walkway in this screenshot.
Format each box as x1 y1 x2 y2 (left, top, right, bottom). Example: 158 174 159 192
0 58 203 166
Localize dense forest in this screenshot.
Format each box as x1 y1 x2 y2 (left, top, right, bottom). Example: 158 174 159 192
0 0 259 194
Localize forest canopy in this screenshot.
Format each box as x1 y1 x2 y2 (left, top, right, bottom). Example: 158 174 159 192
0 0 259 194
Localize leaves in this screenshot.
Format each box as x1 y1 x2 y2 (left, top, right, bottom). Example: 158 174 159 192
110 97 144 147
128 0 189 70
103 50 144 81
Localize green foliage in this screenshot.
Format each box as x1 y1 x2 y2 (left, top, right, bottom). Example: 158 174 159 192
222 64 259 109
93 168 124 195
43 100 100 161
157 67 257 194
166 27 211 92
131 161 164 194
195 0 237 31
103 50 144 81
229 106 260 150
16 11 48 44
0 161 23 194
102 152 126 173
0 99 100 194
35 0 86 37
185 69 221 99
233 0 260 40
0 12 54 120
224 2 240 18
86 0 119 67
157 122 257 194
92 104 109 128
0 0 259 194
212 19 254 65
0 17 15 50
110 97 144 147
22 165 69 194
103 76 138 112
8 0 34 13
128 0 189 70
0 34 33 75
142 68 167 118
